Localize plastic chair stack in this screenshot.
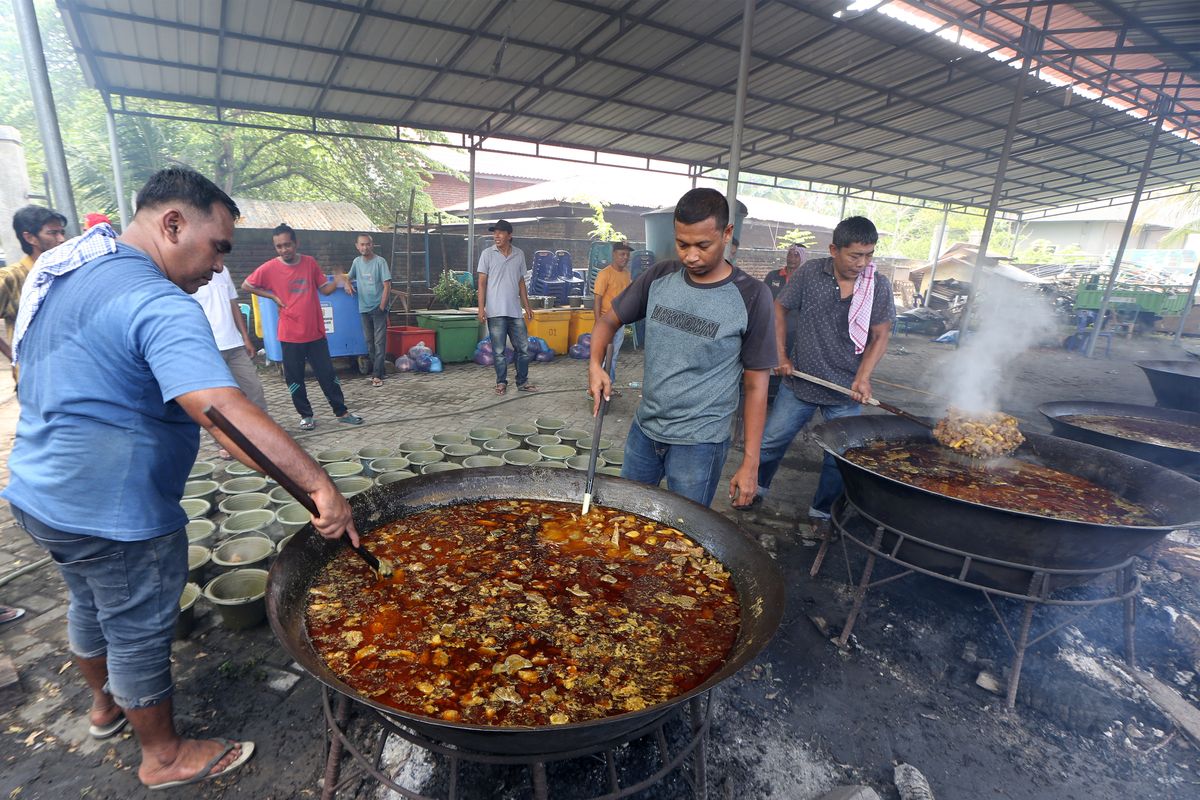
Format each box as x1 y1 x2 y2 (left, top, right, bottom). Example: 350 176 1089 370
530 250 569 305
555 250 585 297
630 250 655 348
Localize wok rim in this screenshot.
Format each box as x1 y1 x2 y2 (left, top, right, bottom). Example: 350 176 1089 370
267 467 784 744
1135 359 1200 379
1038 400 1200 458
811 417 1200 531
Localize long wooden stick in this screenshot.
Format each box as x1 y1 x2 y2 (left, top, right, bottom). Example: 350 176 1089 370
790 370 932 429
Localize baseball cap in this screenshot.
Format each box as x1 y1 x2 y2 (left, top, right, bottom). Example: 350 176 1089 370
611 241 633 252
488 219 513 233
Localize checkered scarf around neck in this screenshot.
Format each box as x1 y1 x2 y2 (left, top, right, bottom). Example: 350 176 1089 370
847 261 876 355
12 223 118 364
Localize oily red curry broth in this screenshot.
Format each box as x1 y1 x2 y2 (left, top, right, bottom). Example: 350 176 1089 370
305 499 739 727
844 441 1157 525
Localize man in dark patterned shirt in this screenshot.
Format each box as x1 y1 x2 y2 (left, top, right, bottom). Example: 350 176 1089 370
2 205 66 362
747 217 895 529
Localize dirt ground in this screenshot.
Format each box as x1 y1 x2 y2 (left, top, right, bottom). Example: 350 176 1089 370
1 326 1199 799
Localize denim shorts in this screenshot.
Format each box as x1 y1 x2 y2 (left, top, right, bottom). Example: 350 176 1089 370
12 506 187 709
620 421 731 507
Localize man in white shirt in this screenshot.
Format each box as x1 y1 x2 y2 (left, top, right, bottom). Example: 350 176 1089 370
192 269 268 458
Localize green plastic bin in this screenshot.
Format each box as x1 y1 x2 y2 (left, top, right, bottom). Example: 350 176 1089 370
415 313 480 363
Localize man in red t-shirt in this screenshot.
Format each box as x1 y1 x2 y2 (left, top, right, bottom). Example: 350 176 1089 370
243 224 364 430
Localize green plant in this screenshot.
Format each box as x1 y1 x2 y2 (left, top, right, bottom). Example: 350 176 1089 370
582 200 620 241
778 228 817 249
432 271 477 308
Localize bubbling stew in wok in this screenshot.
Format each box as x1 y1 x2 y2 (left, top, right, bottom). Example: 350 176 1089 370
305 500 740 727
844 441 1157 525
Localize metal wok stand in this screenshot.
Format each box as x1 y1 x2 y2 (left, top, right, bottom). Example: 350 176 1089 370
318 686 713 799
815 495 1140 711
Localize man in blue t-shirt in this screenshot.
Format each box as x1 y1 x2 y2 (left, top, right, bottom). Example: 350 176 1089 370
3 168 358 791
346 233 391 386
587 189 776 508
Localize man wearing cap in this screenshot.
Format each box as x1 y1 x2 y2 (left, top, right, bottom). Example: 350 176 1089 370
592 241 633 386
476 220 537 395
84 213 112 230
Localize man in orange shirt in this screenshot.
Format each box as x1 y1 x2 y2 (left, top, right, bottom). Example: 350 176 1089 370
592 241 633 385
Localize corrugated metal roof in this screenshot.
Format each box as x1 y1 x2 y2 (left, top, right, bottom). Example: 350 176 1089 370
58 0 1200 214
230 197 378 231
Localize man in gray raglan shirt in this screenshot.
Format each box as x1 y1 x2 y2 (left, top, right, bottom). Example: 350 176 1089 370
587 188 776 508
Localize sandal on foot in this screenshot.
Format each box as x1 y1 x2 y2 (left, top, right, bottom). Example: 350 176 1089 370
338 413 364 425
517 384 539 392
88 711 128 740
495 384 507 396
298 417 316 431
146 739 256 790
371 377 383 387
0 605 25 625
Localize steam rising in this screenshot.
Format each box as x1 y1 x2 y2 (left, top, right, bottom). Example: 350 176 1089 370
936 277 1056 414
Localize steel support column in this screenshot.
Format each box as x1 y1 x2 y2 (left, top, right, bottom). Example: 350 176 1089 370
958 32 1038 343
923 203 950 306
467 143 477 273
12 0 79 234
1172 258 1199 346
723 0 756 259
104 101 131 228
1086 96 1169 358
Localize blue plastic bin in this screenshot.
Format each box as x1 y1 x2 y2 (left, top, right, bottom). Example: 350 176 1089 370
256 277 367 363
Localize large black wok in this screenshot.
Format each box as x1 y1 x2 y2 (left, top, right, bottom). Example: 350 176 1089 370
1137 360 1200 413
268 466 784 756
1039 401 1200 479
811 416 1200 593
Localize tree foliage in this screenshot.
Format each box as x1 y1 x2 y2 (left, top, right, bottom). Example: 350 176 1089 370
0 0 450 228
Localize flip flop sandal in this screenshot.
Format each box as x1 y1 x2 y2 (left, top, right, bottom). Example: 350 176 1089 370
371 378 383 387
338 413 364 425
146 739 256 791
88 712 128 739
495 384 507 395
298 417 316 431
517 384 539 392
0 605 25 624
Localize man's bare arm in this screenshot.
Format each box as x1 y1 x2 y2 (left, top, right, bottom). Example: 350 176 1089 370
176 386 359 545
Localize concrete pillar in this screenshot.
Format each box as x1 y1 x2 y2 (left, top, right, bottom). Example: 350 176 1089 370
0 126 31 263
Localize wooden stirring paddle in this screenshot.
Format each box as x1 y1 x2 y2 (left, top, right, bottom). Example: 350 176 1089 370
582 344 614 516
203 406 393 578
790 370 932 429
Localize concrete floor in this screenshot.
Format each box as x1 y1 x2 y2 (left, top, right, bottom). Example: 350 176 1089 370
2 330 1199 799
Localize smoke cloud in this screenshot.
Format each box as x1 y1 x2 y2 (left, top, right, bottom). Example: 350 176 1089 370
936 276 1056 413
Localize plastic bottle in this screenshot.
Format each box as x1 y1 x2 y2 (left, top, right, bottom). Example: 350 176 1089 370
628 381 641 389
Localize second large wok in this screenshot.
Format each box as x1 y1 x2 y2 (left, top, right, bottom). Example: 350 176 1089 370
811 416 1200 593
268 467 784 756
1039 400 1200 479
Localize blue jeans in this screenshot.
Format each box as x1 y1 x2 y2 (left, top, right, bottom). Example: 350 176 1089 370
12 506 187 709
607 324 625 384
487 316 530 386
620 421 731 507
360 307 388 379
756 389 862 517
